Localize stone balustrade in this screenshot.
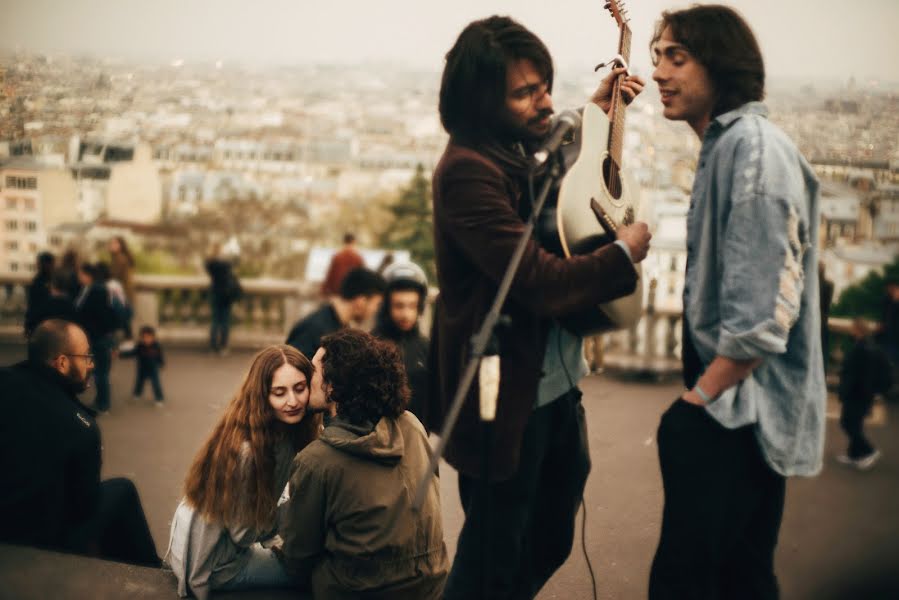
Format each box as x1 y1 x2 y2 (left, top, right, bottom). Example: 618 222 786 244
0 273 876 375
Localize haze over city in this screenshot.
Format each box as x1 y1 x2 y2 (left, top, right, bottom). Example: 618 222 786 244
3 0 898 85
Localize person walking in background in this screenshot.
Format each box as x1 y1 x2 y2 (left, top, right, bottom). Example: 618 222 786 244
56 249 82 302
24 251 55 338
819 262 835 370
320 232 364 297
167 345 322 599
95 261 130 340
108 236 136 342
121 325 166 406
372 261 431 426
75 263 119 414
24 270 78 337
286 267 385 359
648 6 825 598
0 319 159 567
205 248 242 356
838 318 892 470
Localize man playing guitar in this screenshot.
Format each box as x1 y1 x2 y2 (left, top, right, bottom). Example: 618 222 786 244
429 14 650 599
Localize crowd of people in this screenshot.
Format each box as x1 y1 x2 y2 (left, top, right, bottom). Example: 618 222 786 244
3 4 899 599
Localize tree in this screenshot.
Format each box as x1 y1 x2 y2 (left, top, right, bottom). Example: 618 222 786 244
380 163 435 282
832 256 899 321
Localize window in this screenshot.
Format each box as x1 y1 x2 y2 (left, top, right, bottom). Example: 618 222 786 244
28 242 37 252
5 176 38 190
23 198 35 210
5 240 17 251
9 262 18 272
50 235 62 247
5 197 15 209
25 221 37 231
5 220 17 231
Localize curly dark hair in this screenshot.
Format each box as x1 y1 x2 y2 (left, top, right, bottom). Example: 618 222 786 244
320 329 409 425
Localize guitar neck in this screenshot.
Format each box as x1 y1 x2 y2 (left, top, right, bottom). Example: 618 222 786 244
608 24 632 167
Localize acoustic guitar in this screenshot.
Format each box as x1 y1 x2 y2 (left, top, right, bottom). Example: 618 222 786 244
556 0 643 334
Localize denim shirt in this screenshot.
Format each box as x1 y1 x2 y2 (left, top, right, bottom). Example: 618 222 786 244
535 322 587 408
684 101 826 477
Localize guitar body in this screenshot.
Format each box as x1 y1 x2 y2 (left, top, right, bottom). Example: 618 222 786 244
556 101 643 334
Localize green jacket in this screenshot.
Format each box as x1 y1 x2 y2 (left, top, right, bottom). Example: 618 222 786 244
280 411 448 599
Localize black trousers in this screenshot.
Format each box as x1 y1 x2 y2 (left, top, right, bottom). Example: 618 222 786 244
839 394 875 459
69 478 160 567
443 389 591 600
649 399 786 600
134 367 164 401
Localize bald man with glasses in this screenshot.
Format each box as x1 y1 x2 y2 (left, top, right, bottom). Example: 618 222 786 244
0 319 159 566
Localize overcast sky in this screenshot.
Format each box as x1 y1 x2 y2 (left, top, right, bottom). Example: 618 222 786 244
3 0 897 84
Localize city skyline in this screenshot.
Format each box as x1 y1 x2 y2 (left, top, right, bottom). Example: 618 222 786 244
3 0 898 86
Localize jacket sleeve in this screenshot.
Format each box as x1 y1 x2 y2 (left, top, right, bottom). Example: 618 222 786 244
66 423 101 527
437 157 637 317
279 455 327 586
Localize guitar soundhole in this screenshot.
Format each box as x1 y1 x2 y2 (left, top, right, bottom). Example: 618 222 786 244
602 155 622 200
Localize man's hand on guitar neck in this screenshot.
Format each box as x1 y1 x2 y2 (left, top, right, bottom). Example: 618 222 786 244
616 222 652 263
591 67 646 115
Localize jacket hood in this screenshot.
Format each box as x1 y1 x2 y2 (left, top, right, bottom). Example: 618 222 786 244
320 416 404 465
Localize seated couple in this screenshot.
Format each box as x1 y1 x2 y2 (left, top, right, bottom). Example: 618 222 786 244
167 329 448 599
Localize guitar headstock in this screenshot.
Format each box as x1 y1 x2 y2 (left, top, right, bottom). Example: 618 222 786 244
604 1 629 28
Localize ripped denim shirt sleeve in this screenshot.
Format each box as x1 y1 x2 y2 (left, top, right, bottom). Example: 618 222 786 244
717 192 807 360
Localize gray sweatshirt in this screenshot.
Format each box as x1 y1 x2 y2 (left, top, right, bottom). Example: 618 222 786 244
166 435 295 599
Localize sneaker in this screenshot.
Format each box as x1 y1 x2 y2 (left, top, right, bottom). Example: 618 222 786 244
837 450 881 470
154 400 164 408
131 395 141 403
854 449 881 470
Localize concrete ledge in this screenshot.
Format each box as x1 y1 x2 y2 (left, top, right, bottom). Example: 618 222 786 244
0 544 307 600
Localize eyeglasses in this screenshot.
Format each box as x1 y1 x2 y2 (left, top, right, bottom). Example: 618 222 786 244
65 353 95 365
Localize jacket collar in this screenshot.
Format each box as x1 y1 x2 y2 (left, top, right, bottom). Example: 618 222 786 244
17 360 96 416
708 101 768 133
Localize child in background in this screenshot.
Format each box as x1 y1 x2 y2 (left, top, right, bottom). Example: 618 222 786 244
123 325 166 406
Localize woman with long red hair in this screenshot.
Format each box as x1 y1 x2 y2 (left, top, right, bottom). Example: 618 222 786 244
167 345 321 599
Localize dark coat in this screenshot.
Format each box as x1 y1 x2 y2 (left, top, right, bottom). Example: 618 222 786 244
0 361 101 551
281 412 448 599
24 294 77 337
428 141 638 480
285 303 343 359
24 272 52 334
76 283 117 341
122 341 165 374
373 318 430 428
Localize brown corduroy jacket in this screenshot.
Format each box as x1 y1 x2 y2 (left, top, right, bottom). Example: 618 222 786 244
428 141 638 481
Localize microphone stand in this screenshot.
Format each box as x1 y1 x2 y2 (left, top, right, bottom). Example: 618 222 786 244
412 153 564 512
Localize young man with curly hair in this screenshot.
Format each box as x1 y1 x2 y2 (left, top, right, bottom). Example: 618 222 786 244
279 329 449 599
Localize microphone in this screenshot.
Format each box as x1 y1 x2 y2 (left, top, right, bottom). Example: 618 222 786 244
532 110 581 166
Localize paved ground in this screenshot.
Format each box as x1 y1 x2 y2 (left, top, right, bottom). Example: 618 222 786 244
2 342 898 599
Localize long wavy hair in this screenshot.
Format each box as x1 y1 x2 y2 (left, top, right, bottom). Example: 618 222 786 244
111 236 135 267
183 345 321 531
439 15 553 147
